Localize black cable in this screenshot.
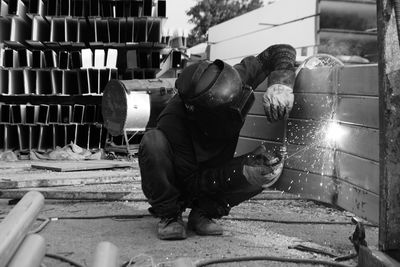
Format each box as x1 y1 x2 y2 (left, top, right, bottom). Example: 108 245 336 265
53 214 152 220
195 255 355 267
4 212 375 235
45 253 84 267
220 216 377 227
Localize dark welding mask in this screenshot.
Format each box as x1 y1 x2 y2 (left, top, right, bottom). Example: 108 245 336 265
176 59 255 138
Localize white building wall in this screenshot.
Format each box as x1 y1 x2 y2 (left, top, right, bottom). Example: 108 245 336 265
208 0 318 65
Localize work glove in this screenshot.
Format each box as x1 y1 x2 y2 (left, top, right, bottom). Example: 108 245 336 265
256 44 296 72
263 69 295 122
257 44 296 122
242 145 284 187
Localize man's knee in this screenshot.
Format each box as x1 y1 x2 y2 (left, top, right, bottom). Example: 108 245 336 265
139 129 171 161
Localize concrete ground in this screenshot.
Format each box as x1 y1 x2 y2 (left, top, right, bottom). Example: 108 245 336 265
0 160 379 267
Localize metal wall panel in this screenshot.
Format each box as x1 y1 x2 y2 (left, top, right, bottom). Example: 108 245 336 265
237 64 379 223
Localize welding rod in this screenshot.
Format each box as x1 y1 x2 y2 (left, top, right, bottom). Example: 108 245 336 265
0 191 45 266
279 113 289 159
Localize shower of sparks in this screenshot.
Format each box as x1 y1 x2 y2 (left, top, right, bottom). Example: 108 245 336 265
324 121 347 145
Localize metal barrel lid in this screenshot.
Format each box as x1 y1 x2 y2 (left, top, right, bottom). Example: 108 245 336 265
102 79 130 136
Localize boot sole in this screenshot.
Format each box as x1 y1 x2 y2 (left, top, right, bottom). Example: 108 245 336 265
158 232 187 240
187 222 223 236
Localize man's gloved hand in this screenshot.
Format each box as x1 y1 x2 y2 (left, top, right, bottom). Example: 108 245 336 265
257 44 296 122
263 70 295 122
242 145 284 187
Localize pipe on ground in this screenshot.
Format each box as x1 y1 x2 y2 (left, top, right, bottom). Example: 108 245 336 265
0 191 45 267
7 234 46 267
91 241 119 267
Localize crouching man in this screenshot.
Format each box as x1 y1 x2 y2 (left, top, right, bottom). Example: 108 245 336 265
138 44 296 240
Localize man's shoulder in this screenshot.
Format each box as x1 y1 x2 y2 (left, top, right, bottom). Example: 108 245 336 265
158 94 187 121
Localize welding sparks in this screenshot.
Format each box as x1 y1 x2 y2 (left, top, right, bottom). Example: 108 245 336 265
324 121 347 144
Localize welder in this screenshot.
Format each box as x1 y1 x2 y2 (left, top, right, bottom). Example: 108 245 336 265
138 44 296 240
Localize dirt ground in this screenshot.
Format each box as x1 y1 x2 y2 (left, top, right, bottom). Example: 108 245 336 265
1 197 378 266
0 160 379 267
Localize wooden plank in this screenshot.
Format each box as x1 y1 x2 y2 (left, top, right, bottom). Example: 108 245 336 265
31 160 133 172
0 161 139 189
0 185 299 202
0 181 145 201
0 189 142 201
377 0 400 252
0 170 139 189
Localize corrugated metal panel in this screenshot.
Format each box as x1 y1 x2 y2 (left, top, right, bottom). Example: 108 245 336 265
237 64 379 223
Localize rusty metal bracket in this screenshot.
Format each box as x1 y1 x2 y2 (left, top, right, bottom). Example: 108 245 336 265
349 217 368 253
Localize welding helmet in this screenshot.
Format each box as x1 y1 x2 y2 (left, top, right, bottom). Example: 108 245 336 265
176 59 255 138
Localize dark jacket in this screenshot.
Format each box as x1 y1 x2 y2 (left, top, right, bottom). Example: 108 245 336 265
156 56 269 169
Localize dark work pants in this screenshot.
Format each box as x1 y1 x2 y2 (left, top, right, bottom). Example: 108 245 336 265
138 129 263 218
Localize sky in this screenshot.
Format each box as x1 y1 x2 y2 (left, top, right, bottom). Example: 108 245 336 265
163 0 197 33
163 0 269 35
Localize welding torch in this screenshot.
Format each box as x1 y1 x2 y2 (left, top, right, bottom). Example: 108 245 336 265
279 113 289 160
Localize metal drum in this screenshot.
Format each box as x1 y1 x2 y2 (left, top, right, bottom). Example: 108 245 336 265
102 78 176 136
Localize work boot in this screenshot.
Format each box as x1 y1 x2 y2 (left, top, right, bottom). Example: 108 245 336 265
158 214 187 240
188 208 223 236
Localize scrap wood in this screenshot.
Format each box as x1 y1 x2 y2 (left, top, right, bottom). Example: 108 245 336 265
0 181 298 202
31 160 134 172
0 170 140 189
0 161 140 189
0 189 146 201
0 182 145 201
